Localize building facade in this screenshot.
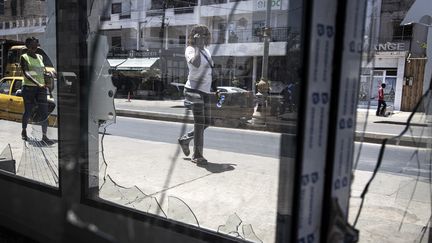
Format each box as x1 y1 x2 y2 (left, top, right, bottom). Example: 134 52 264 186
359 0 428 111
0 0 47 41
98 0 300 96
2 0 426 110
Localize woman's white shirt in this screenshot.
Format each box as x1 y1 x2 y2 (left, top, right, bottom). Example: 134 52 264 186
185 46 213 93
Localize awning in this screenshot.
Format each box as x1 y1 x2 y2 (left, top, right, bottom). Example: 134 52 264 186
208 42 288 57
401 0 432 26
107 58 159 71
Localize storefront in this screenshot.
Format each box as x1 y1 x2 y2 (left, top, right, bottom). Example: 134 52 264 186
359 43 407 111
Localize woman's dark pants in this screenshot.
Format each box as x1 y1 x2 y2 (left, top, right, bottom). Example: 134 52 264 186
181 89 211 159
22 86 48 135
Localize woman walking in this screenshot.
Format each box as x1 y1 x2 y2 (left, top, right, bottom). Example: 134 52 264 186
178 25 214 165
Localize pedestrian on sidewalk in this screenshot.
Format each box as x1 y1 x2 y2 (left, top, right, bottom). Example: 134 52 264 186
376 82 387 116
178 25 214 165
20 37 54 144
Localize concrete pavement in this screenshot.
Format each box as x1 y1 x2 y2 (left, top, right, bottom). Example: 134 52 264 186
0 98 430 242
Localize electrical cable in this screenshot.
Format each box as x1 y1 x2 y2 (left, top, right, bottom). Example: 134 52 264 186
353 87 431 227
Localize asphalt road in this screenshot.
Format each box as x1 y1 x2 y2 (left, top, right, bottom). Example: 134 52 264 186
104 116 431 179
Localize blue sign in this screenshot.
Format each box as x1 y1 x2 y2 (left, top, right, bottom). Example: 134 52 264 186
302 175 310 186
326 26 334 38
312 93 320 104
317 24 325 36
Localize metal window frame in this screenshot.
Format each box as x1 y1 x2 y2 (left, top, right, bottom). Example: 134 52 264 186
0 0 367 242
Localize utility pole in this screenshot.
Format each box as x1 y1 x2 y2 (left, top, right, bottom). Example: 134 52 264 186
261 0 272 82
255 0 272 124
159 0 168 87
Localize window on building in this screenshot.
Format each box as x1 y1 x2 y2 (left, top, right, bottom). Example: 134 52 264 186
178 35 186 45
0 0 4 15
201 0 227 5
11 0 17 16
150 0 164 10
112 36 122 49
111 3 121 14
172 0 197 8
392 21 412 41
101 6 111 21
151 0 197 9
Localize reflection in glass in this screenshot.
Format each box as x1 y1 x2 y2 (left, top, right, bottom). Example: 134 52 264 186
90 0 300 242
0 144 15 174
217 213 242 237
0 0 58 188
168 196 199 227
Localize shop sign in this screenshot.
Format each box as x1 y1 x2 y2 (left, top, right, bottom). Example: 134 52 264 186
253 0 282 11
374 42 405 52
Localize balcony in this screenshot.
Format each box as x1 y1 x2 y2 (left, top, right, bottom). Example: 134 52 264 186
143 37 186 49
146 9 164 16
211 27 293 44
0 17 48 36
201 0 227 5
119 14 131 19
174 7 194 14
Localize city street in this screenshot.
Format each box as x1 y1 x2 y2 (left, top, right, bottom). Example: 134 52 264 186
104 116 431 179
0 111 430 243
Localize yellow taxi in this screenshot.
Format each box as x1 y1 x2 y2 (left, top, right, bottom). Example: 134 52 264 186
0 76 56 126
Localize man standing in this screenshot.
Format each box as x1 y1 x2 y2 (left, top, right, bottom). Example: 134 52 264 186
20 37 53 144
376 83 387 116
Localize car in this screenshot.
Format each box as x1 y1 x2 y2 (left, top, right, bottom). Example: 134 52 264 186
211 86 254 128
0 76 56 126
216 86 248 93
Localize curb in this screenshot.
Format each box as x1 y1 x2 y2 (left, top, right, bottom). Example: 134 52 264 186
354 132 431 148
116 109 430 147
116 109 194 124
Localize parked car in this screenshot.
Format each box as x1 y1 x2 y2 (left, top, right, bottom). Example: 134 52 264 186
166 82 185 99
212 86 254 128
0 77 56 126
216 86 248 93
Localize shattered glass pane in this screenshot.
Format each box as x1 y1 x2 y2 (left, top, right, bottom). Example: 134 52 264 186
16 132 59 187
134 196 167 218
217 213 242 237
242 224 263 243
99 175 167 218
351 94 432 242
85 0 299 242
0 144 15 174
167 196 199 227
100 175 146 206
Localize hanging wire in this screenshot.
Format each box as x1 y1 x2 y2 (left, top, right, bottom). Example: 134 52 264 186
353 86 431 227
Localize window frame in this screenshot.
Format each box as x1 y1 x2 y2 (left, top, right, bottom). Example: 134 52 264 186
111 2 122 14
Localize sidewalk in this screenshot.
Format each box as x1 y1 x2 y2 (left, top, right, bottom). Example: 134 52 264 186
114 98 432 147
0 118 430 243
0 99 430 243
